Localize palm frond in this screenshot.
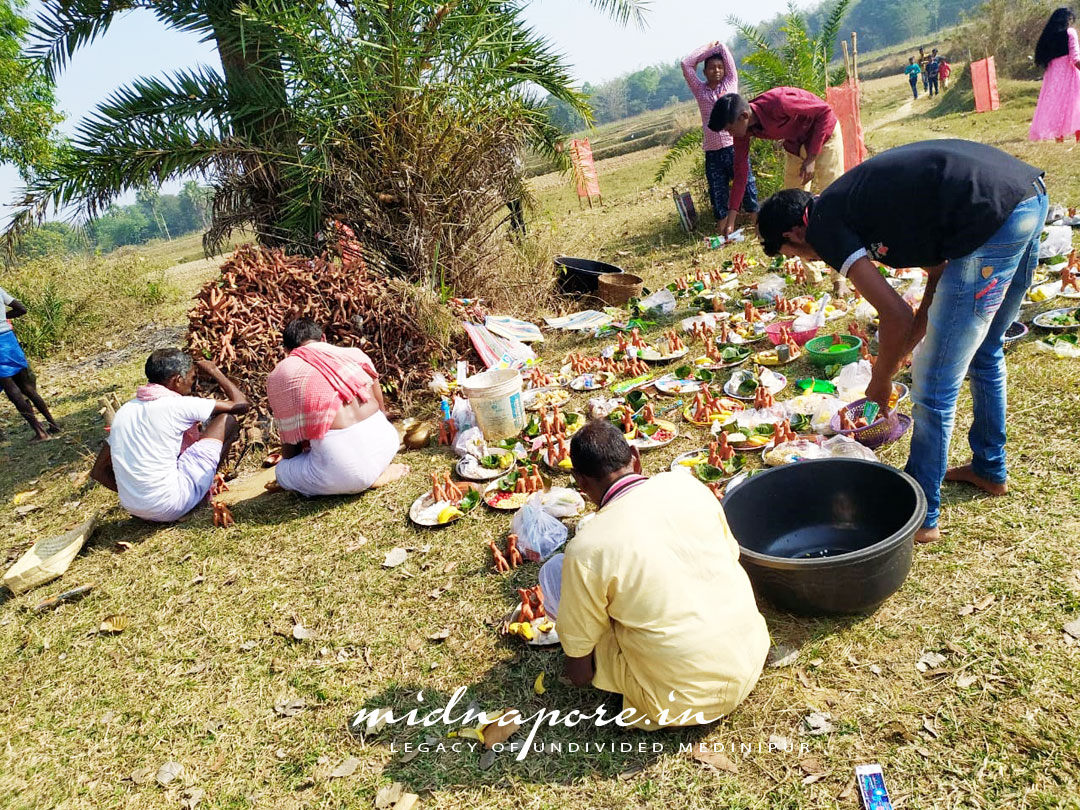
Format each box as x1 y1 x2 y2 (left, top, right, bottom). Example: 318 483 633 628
587 0 649 28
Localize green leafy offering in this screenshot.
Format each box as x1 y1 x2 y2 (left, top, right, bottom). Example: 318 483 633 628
480 453 513 470
459 489 480 512
492 438 519 450
625 391 649 411
674 365 713 382
737 375 759 396
752 424 776 436
718 344 750 363
497 470 521 492
564 412 582 426
1050 311 1080 327
694 463 725 483
790 413 812 433
523 416 540 438
638 423 660 437
1041 333 1079 346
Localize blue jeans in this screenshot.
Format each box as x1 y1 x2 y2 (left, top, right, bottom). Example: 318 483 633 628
928 75 939 96
909 77 919 99
904 186 1048 528
704 146 758 220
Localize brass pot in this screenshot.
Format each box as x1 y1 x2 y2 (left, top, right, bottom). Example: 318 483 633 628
403 422 432 450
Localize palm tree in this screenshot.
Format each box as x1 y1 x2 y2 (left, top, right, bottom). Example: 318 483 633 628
11 0 647 287
655 0 851 185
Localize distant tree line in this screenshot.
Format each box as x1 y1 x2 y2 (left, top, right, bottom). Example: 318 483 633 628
543 61 695 132
542 0 985 133
13 181 212 259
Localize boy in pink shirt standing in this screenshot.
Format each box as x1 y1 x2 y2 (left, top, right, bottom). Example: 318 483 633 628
681 41 759 233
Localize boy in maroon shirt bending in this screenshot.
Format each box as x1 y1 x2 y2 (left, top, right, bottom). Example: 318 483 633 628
709 87 844 237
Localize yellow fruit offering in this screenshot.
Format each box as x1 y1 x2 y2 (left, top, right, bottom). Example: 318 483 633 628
533 673 546 695
437 506 463 524
557 458 573 470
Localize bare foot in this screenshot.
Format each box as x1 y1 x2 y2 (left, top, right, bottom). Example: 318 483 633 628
264 479 283 493
915 526 940 544
371 463 410 489
30 431 52 442
47 422 62 435
944 464 1007 496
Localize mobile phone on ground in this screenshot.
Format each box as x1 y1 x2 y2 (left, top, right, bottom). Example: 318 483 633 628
855 764 894 810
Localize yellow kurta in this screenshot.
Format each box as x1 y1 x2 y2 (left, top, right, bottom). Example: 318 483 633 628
558 472 770 729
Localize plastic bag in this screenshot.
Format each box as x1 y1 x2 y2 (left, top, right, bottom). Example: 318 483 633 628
784 393 847 434
639 288 676 315
834 360 873 402
589 396 623 419
822 434 877 461
1035 337 1080 358
1039 225 1073 260
680 313 726 332
853 298 878 326
792 293 830 333
451 425 485 458
756 273 786 300
451 396 477 432
526 487 585 519
512 503 568 562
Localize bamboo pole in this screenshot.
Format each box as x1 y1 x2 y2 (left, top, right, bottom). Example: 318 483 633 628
851 31 859 84
841 40 851 81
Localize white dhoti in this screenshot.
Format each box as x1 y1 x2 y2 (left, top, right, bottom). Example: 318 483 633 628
275 411 399 496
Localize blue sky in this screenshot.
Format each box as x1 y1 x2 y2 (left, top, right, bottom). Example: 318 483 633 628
1 0 795 219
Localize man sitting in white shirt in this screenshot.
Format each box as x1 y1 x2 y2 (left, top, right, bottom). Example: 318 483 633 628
91 349 249 522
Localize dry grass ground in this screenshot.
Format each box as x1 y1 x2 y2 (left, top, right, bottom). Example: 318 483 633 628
2 77 1080 810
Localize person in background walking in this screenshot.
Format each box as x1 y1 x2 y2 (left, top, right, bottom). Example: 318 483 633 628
939 56 952 90
0 287 61 441
682 40 758 234
926 49 941 97
918 47 930 93
1029 7 1080 143
905 57 922 99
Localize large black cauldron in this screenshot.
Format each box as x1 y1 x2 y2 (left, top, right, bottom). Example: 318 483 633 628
722 459 926 615
554 256 624 296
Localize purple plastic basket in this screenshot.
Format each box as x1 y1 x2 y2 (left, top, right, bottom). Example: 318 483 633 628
829 398 912 450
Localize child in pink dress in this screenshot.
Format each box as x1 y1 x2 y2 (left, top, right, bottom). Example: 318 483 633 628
1029 7 1080 142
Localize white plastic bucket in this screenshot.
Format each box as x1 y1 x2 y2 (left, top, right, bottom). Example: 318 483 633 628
460 368 524 440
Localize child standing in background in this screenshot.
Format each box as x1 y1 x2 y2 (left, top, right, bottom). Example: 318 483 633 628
681 40 759 233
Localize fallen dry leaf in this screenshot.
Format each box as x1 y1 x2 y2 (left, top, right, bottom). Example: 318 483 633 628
129 766 155 785
915 746 932 758
956 672 978 688
14 504 41 516
958 603 975 617
796 669 814 689
799 757 826 775
690 747 738 773
801 712 835 736
406 637 422 652
427 628 451 642
273 698 306 718
180 787 204 810
184 662 206 676
400 748 421 764
291 623 313 641
374 781 405 808
808 658 823 668
330 757 360 779
155 761 183 787
768 734 793 751
442 561 459 574
869 664 883 676
882 720 915 742
767 643 799 668
802 770 831 785
478 749 498 771
382 548 408 568
922 717 940 739
483 710 522 749
1063 618 1080 640
617 763 644 780
837 778 857 800
393 794 419 810
974 593 995 611
915 651 946 672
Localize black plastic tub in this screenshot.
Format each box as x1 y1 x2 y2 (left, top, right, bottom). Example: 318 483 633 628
722 458 927 616
554 256 624 296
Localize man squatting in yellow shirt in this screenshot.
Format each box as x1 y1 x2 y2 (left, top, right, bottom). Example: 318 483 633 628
538 419 770 729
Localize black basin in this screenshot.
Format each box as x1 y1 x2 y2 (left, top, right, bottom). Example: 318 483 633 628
722 459 927 616
554 256 624 296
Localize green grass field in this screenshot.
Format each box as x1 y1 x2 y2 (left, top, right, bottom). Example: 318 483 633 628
2 76 1080 810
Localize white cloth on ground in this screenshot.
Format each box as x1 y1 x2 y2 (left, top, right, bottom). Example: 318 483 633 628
274 410 399 496
109 396 219 521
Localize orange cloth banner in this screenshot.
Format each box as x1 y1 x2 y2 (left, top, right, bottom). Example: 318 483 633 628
569 138 601 204
971 57 1000 113
826 80 867 172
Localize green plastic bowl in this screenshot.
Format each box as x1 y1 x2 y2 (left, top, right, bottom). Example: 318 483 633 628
805 334 862 367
